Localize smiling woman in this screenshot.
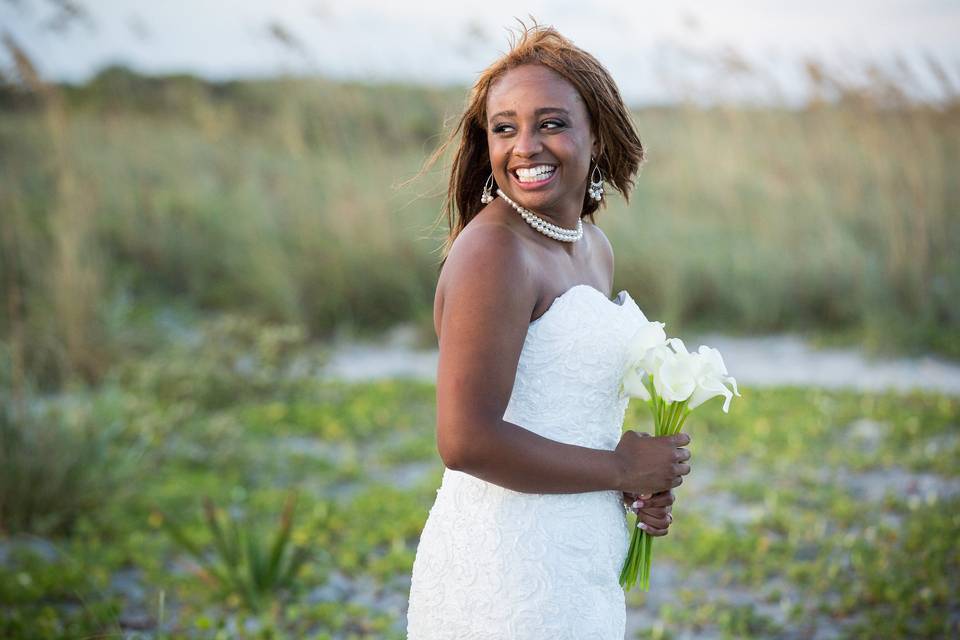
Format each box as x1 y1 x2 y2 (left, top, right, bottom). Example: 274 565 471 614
405 19 691 640
420 22 645 268
487 66 597 217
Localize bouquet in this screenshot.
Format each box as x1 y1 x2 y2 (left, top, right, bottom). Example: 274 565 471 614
617 314 740 591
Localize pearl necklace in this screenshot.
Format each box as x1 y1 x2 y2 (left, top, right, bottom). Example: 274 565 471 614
495 188 583 243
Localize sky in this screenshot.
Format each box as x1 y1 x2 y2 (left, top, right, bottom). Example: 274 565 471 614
2 0 958 105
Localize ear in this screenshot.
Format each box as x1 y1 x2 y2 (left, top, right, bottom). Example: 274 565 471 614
591 135 600 161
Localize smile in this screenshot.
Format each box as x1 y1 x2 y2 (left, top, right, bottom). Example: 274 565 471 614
511 165 557 188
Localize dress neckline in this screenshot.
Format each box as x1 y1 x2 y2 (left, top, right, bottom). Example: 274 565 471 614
529 283 630 328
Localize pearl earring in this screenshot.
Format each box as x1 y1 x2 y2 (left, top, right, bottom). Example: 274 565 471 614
481 172 496 204
588 160 604 202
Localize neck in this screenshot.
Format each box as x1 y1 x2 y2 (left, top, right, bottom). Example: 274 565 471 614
496 188 584 247
499 189 582 230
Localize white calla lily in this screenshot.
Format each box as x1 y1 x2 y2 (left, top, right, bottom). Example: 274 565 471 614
687 345 741 412
653 343 698 403
687 375 733 412
640 342 672 379
625 321 666 364
621 365 650 401
620 320 668 402
697 345 740 398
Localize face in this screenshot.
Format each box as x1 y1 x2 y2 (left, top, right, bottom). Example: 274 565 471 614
485 64 597 215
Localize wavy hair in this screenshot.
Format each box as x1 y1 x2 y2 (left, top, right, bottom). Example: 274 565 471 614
418 19 645 271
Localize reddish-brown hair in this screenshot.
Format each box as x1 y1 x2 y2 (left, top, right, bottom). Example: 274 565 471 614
419 19 645 270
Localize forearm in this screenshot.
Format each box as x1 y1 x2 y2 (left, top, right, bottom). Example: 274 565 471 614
447 418 624 494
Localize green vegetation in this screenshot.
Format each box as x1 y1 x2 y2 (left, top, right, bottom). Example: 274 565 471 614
0 312 956 637
622 386 959 638
156 491 312 614
0 398 145 537
1 48 958 639
2 64 958 392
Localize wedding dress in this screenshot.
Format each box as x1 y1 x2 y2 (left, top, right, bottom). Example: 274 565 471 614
406 284 647 640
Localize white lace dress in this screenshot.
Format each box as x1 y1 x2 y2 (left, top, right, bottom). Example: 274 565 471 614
406 284 646 639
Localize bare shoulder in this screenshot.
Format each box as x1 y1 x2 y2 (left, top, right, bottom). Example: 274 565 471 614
440 220 529 286
434 220 537 339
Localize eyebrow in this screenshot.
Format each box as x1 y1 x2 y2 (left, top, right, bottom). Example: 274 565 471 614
489 107 570 121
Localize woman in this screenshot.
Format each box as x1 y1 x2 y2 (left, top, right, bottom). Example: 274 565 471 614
406 22 692 639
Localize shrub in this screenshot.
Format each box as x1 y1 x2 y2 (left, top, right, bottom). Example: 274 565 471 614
0 399 144 537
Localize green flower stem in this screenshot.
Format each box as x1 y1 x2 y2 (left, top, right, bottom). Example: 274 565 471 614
666 402 678 433
620 390 692 591
674 405 691 434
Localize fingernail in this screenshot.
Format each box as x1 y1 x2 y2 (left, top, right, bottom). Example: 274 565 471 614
631 500 641 509
636 500 645 508
637 522 647 530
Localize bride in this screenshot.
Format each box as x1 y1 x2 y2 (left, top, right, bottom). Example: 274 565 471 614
406 22 692 639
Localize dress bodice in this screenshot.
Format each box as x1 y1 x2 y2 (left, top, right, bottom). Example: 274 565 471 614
502 283 646 450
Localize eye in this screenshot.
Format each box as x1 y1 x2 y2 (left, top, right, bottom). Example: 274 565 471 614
491 120 565 134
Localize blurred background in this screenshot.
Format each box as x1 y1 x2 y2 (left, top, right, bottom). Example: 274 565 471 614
1 1 958 638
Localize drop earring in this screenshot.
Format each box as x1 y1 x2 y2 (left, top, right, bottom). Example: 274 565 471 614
588 160 604 202
481 172 496 204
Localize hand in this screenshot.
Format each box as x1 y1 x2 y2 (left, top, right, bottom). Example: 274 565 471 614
621 488 675 536
613 430 691 496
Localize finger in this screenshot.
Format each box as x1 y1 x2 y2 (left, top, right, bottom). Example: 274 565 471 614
648 489 674 501
629 500 660 514
636 492 675 508
634 506 669 521
639 513 670 529
671 475 684 488
637 521 669 536
673 462 691 475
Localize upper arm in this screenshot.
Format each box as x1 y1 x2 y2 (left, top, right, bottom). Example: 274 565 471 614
434 224 538 469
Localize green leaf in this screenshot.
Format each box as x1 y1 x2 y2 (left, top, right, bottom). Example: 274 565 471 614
266 491 298 585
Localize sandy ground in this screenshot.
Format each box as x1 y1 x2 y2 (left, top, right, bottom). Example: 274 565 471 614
321 325 960 395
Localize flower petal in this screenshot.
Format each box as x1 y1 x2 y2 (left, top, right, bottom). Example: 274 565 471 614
667 337 690 356
622 366 651 401
688 377 733 412
697 345 729 376
626 322 667 363
656 354 697 402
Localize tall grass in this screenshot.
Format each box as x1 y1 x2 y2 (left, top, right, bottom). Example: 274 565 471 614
2 34 108 390
1 48 958 391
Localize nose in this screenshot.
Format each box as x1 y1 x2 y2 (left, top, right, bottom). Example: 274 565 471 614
512 127 543 158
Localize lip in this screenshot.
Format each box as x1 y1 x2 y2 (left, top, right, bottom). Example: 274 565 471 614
509 166 558 190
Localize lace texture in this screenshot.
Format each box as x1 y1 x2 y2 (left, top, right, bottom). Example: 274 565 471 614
406 284 648 639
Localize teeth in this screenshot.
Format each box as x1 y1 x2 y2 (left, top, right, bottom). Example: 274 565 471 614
515 165 556 182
